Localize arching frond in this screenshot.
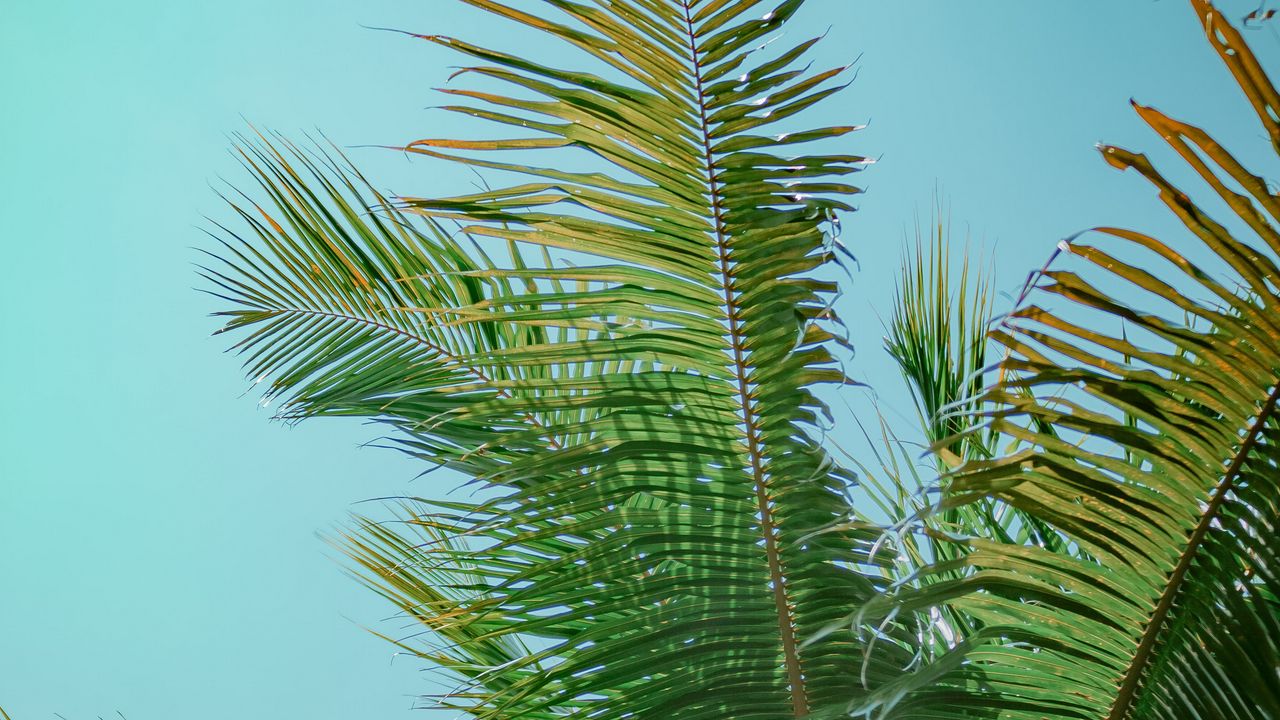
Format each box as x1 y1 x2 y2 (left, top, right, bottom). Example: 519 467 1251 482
853 2 1280 718
335 506 555 718
207 2 904 718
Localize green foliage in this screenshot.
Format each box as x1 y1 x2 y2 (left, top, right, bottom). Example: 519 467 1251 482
204 1 1280 719
886 210 994 464
850 2 1280 717
207 2 912 718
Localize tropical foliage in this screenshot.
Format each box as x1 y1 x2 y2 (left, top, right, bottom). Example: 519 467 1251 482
203 0 1280 718
849 2 1280 717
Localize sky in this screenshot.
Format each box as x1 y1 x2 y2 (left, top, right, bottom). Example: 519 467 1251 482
0 0 1275 717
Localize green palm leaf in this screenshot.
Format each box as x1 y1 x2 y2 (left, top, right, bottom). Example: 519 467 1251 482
209 131 642 714
860 209 1077 670
852 2 1280 717
208 2 906 718
334 505 558 718
886 210 994 464
885 208 1073 548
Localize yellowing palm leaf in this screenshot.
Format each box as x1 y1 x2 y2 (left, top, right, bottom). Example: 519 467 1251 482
854 3 1280 718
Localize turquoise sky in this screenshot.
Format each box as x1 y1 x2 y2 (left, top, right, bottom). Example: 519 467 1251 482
1 1 1273 717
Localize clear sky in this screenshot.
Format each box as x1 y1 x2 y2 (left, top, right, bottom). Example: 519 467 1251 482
1 1 1274 717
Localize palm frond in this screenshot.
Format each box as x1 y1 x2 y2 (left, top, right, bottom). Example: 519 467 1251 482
853 2 1280 717
886 207 994 464
334 505 557 718
883 208 1072 550
864 210 1074 666
208 2 902 718
207 132 630 713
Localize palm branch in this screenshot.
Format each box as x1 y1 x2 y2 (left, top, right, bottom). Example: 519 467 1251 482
885 208 1074 550
863 209 1074 665
207 2 910 718
334 505 555 717
885 209 994 466
852 1 1280 717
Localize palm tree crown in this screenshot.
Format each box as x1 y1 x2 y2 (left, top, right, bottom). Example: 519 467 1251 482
204 1 1280 718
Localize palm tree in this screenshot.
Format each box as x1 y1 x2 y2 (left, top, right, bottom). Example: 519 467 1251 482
205 1 1280 718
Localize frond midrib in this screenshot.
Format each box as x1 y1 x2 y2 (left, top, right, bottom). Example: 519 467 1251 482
678 2 808 716
1107 378 1280 719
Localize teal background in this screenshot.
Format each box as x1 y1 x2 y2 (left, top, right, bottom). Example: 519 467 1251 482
1 1 1272 717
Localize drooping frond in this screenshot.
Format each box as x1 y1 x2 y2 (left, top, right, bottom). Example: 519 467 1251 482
852 2 1280 718
335 506 556 718
206 133 633 712
208 2 905 718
